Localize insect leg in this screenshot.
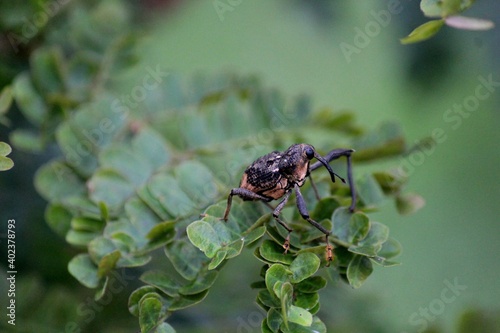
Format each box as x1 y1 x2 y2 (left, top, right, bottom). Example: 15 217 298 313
272 190 293 232
310 148 356 212
272 190 293 253
294 184 334 263
221 188 271 221
294 185 330 235
307 173 321 201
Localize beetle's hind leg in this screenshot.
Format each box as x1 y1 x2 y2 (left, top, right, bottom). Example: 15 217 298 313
221 188 271 221
271 190 294 253
294 184 334 264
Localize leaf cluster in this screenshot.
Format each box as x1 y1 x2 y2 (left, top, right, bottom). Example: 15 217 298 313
2 1 136 152
27 67 423 332
0 2 446 332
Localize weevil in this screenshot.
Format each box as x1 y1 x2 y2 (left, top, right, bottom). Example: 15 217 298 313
221 143 356 263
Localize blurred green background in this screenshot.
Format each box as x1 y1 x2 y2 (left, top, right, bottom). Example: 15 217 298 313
1 1 499 332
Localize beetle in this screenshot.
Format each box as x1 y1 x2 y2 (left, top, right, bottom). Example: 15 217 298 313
221 143 356 262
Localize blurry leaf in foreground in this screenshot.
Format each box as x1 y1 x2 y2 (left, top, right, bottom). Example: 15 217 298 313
0 142 14 171
0 86 13 115
9 129 44 152
400 20 445 44
396 193 426 215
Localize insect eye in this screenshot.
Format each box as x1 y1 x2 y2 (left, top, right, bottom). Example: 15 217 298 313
305 147 314 159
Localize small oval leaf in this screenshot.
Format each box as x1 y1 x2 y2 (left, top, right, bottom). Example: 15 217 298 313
401 20 445 44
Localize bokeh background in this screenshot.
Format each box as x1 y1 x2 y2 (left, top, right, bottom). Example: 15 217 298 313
1 1 499 332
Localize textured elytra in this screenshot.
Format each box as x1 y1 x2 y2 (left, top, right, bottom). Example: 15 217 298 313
240 144 315 200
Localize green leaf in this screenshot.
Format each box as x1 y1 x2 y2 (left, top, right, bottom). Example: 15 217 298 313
280 282 294 329
140 271 181 297
289 253 320 283
357 174 385 207
120 254 152 268
348 212 370 244
347 255 373 288
359 221 389 248
348 245 378 257
331 207 352 242
369 256 401 267
0 86 12 115
288 305 313 327
68 254 99 288
294 292 319 311
145 221 177 250
378 238 402 260
262 320 274 333
0 142 11 157
243 225 267 245
137 186 171 221
139 296 163 333
373 170 407 196
441 0 464 16
95 276 109 301
281 316 327 333
175 161 219 208
421 0 473 18
300 219 332 243
169 290 209 311
99 145 153 186
154 322 176 333
265 264 291 298
148 173 195 217
88 236 117 263
179 270 218 295
71 216 105 232
311 197 340 222
97 250 121 278
88 168 134 210
129 286 157 316
132 127 171 169
30 46 65 96
352 122 405 161
45 204 73 237
0 153 14 171
420 0 446 17
258 289 280 308
208 249 227 270
35 161 85 202
259 240 294 265
9 130 43 152
125 197 161 232
267 307 283 332
401 20 445 44
66 229 100 247
396 193 425 215
225 238 244 259
165 239 207 280
295 276 327 293
12 72 47 125
187 220 222 258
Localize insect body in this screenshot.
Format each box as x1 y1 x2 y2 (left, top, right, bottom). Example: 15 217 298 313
222 143 356 262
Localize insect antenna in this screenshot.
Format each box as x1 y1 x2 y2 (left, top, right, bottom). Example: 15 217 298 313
313 152 346 183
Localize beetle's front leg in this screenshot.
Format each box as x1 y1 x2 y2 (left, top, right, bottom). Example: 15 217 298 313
310 148 356 212
221 188 271 221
